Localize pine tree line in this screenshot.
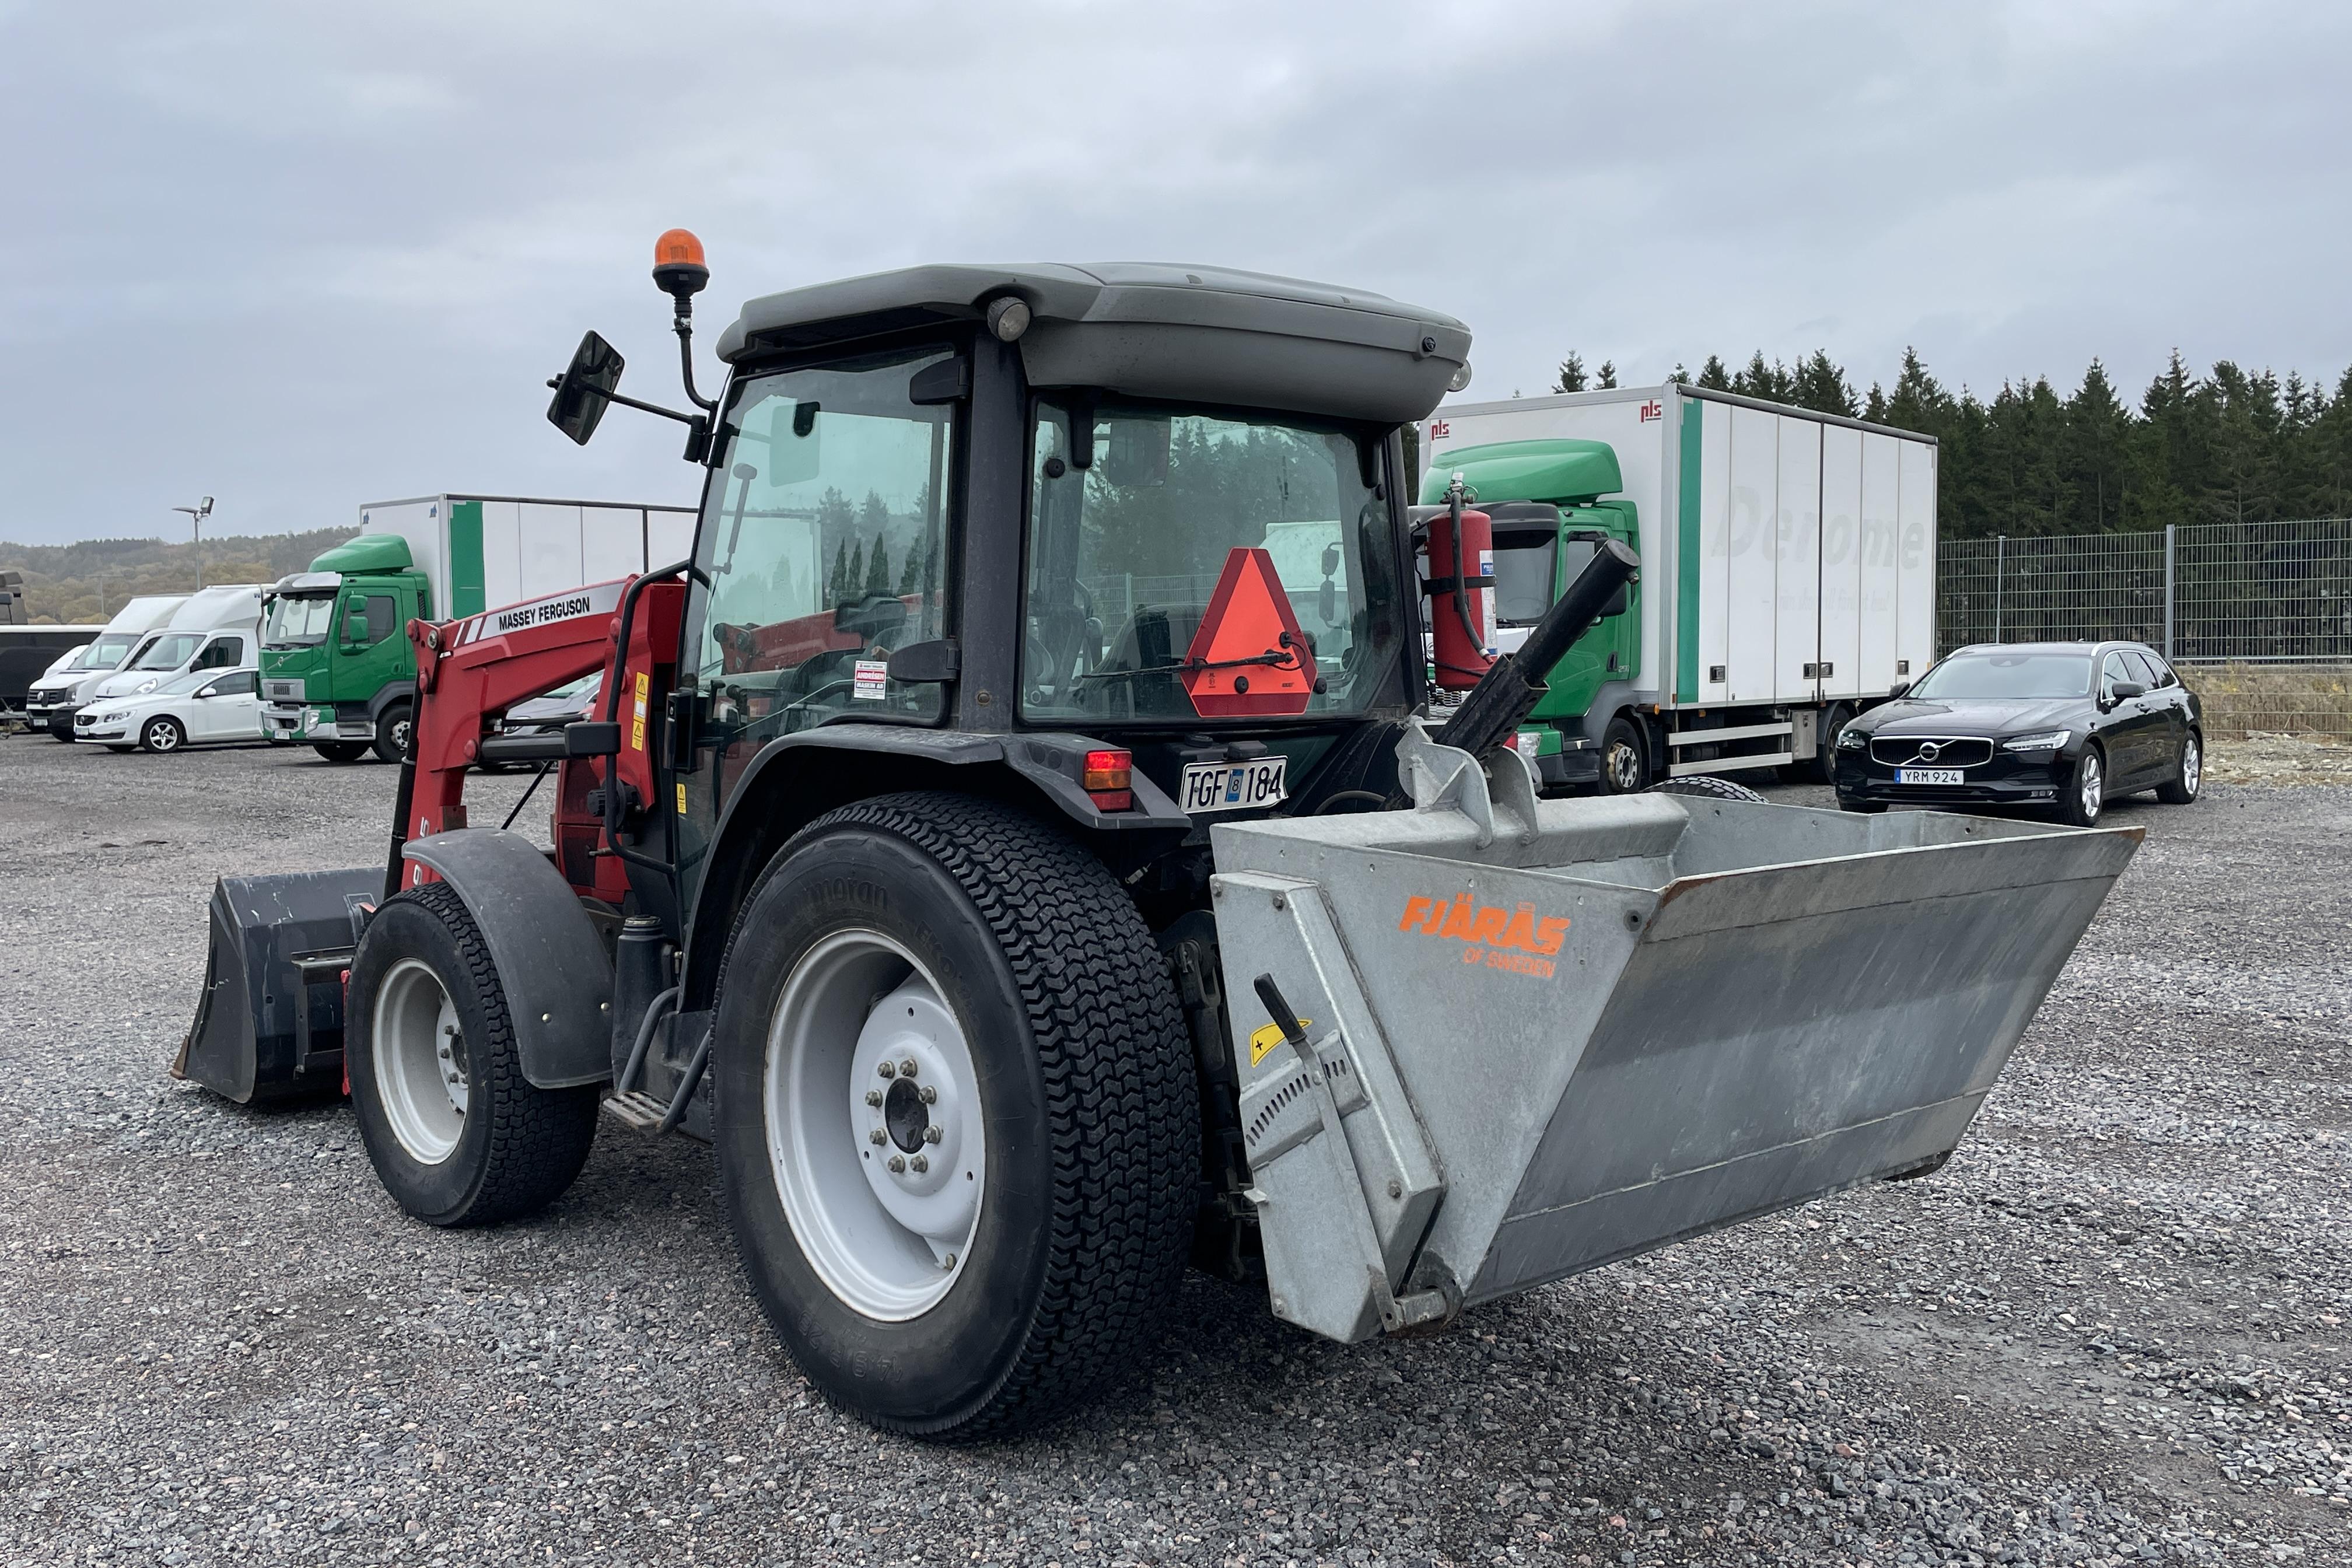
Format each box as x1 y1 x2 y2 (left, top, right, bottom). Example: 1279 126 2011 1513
1549 348 2352 539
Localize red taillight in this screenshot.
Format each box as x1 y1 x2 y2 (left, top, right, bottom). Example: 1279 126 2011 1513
1083 748 1132 811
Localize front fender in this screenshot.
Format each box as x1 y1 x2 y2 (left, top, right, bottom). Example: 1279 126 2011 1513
400 828 612 1088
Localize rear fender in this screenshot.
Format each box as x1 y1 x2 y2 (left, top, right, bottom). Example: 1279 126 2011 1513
398 828 612 1088
679 724 1188 1009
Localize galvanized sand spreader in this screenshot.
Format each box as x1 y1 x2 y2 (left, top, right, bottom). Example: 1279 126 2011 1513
1213 724 2138 1341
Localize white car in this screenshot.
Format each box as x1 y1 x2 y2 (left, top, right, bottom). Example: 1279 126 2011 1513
74 668 264 753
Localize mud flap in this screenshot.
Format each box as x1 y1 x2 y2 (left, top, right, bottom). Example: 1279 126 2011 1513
175 869 379 1104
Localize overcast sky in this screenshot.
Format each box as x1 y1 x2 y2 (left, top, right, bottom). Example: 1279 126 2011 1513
5 0 2347 547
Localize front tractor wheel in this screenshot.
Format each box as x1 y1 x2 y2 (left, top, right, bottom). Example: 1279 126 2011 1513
345 883 599 1226
710 792 1198 1438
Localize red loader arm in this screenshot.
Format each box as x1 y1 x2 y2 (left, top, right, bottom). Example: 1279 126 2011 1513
394 576 684 900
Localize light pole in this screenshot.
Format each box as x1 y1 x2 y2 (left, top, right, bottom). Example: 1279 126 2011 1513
171 496 214 592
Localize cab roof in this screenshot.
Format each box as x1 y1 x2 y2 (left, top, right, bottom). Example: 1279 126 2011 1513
715 262 1471 426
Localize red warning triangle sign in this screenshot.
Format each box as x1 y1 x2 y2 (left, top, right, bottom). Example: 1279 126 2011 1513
1181 547 1315 717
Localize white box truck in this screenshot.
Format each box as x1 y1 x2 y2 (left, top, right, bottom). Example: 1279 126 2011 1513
1419 384 1937 789
261 495 696 760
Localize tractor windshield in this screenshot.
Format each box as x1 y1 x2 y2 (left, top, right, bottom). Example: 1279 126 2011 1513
1020 399 1402 722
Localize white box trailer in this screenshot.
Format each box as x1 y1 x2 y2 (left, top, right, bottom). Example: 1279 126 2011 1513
1420 384 1937 780
357 494 698 620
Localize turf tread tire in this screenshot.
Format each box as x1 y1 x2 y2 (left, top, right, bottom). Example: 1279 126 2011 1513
1648 774 1767 804
348 881 599 1227
713 791 1198 1440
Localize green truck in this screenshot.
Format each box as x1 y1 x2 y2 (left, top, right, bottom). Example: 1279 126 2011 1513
1419 385 1938 792
261 494 695 761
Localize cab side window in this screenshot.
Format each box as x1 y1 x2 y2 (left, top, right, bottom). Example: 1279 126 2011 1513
193 637 240 671
363 594 398 644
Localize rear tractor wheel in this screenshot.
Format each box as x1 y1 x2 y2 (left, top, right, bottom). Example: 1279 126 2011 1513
710 792 1198 1438
345 882 599 1226
1647 774 1766 805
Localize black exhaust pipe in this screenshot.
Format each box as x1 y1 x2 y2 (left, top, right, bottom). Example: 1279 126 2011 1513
1434 539 1639 764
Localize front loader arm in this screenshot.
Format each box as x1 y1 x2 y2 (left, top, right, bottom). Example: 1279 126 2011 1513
393 577 683 896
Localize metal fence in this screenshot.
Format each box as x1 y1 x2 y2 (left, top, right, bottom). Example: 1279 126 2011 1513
1937 517 2352 738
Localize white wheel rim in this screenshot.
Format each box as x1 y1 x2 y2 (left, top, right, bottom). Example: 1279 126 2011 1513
148 721 178 751
2182 736 2200 794
1607 741 1639 790
374 957 468 1163
2081 753 2103 820
765 930 984 1321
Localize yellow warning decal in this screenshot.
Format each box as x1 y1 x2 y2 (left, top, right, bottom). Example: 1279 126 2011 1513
1248 1018 1310 1068
676 781 687 816
629 670 651 752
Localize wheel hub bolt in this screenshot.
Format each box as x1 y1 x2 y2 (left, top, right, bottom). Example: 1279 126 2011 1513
864 1089 883 1107
877 1060 895 1079
918 1085 937 1105
909 1154 929 1174
887 1155 906 1173
899 1058 918 1078
869 1128 887 1146
922 1125 942 1144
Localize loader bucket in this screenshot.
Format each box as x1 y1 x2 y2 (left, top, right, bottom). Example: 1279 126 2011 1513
1209 785 2140 1343
175 869 380 1105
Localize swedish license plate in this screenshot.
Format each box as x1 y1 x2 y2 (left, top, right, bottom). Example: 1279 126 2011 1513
1896 766 1965 785
1180 757 1287 814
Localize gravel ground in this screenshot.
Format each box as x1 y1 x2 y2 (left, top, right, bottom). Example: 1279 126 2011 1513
2 735 2347 1568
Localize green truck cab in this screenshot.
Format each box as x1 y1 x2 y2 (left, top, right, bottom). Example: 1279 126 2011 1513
259 533 432 762
1421 439 1644 789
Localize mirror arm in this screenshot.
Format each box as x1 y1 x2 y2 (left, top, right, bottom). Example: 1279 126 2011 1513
544 377 704 429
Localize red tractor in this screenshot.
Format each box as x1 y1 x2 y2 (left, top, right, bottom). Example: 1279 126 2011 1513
182 236 2137 1438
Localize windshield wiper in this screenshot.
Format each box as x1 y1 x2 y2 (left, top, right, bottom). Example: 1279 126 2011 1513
1077 634 1308 684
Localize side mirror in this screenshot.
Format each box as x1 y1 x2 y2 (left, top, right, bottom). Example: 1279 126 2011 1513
1317 542 1342 625
344 611 370 644
1887 680 1912 700
2110 680 2147 702
547 330 626 446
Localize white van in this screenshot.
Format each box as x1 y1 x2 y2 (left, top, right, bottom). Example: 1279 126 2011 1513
22 594 191 738
91 585 268 703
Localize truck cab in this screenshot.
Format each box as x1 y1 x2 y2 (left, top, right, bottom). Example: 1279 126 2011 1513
1419 438 1642 788
261 533 432 762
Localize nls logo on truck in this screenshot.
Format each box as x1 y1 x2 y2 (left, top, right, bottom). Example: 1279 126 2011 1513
457 580 626 645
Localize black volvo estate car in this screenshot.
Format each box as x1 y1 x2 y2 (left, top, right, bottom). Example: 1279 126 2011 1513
1834 640 2203 827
